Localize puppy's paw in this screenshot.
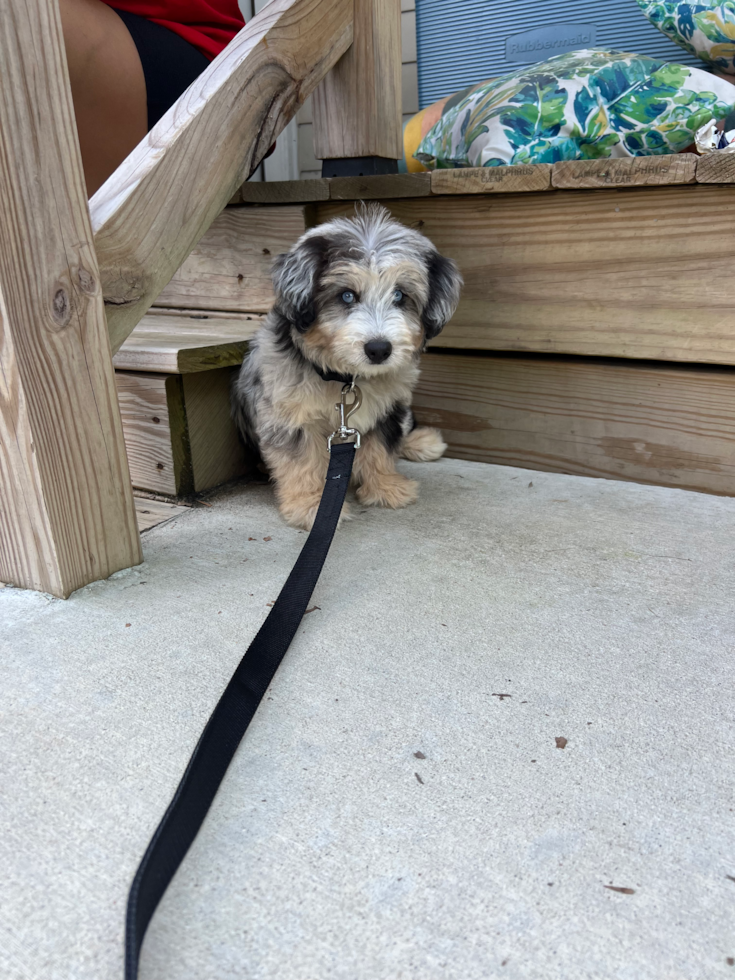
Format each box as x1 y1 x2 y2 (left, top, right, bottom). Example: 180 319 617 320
280 497 351 531
400 426 447 462
357 474 419 509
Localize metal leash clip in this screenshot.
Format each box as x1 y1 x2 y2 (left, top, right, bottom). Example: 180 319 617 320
328 382 362 450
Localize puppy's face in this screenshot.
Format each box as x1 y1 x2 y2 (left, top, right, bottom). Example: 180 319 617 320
271 206 462 378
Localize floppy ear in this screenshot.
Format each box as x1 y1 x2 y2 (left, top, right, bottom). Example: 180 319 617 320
422 250 463 341
271 234 329 332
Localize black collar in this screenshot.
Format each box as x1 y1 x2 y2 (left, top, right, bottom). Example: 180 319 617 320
311 362 356 385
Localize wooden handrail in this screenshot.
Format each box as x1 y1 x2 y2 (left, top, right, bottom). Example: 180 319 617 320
91 0 353 355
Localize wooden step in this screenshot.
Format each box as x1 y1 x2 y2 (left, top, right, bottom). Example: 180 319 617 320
112 310 263 373
141 176 735 499
318 187 735 366
115 311 260 496
413 351 735 497
134 496 189 532
152 205 310 314
162 176 735 368
231 155 717 204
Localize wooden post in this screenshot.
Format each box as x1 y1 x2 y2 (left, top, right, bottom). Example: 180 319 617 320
312 0 402 175
0 0 142 597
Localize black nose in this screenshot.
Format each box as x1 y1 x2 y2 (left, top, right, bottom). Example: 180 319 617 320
364 340 393 364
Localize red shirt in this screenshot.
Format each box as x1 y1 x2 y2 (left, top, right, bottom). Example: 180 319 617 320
105 0 245 60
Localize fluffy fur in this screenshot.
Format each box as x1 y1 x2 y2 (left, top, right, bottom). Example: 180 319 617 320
232 204 462 529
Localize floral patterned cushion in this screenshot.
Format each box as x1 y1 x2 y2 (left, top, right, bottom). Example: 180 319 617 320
414 48 735 169
637 1 735 73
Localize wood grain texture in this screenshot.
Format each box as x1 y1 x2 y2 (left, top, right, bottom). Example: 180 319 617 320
136 307 258 320
695 151 735 183
113 311 262 373
90 0 353 354
0 0 140 597
225 159 705 205
230 173 432 203
329 172 431 199
232 179 330 204
431 165 551 195
166 374 194 494
154 206 308 313
134 496 189 531
414 353 735 496
317 186 735 364
553 154 697 189
312 0 402 160
183 368 249 491
116 367 250 495
115 372 180 495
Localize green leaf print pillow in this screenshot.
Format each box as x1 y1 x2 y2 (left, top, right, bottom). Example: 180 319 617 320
414 48 735 168
636 2 735 73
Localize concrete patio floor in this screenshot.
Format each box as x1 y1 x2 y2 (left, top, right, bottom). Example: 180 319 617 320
1 458 734 980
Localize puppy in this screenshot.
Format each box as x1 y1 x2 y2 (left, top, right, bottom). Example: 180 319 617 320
232 204 462 530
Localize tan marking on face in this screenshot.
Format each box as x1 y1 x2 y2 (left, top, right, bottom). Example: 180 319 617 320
297 257 430 376
320 261 373 297
321 259 429 308
297 319 335 363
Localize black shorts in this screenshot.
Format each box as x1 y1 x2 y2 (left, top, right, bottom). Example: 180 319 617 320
115 9 210 130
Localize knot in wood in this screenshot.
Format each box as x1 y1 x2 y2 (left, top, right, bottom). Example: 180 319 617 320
77 267 96 294
51 287 71 327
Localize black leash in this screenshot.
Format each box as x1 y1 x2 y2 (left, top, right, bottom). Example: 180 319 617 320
125 391 360 979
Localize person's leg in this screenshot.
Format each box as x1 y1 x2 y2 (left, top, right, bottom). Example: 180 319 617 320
59 0 147 196
113 10 211 130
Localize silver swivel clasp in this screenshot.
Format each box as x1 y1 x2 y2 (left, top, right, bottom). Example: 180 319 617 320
328 382 362 450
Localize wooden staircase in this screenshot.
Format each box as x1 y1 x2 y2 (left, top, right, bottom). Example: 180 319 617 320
5 0 735 598
111 203 310 497
114 313 260 497
0 0 400 596
147 160 735 502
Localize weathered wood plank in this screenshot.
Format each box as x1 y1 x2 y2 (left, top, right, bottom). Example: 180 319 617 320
231 172 433 203
226 158 707 205
183 368 249 492
329 172 431 199
414 353 735 496
136 308 257 320
232 179 330 205
695 151 735 183
313 0 402 161
231 159 697 203
91 0 353 354
0 0 141 597
552 154 697 189
431 165 552 195
135 497 189 532
116 366 250 495
116 373 181 495
317 186 735 364
154 206 308 314
113 311 263 373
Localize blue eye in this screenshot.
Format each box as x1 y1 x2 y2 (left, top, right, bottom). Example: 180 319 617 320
393 289 404 304
341 290 356 304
